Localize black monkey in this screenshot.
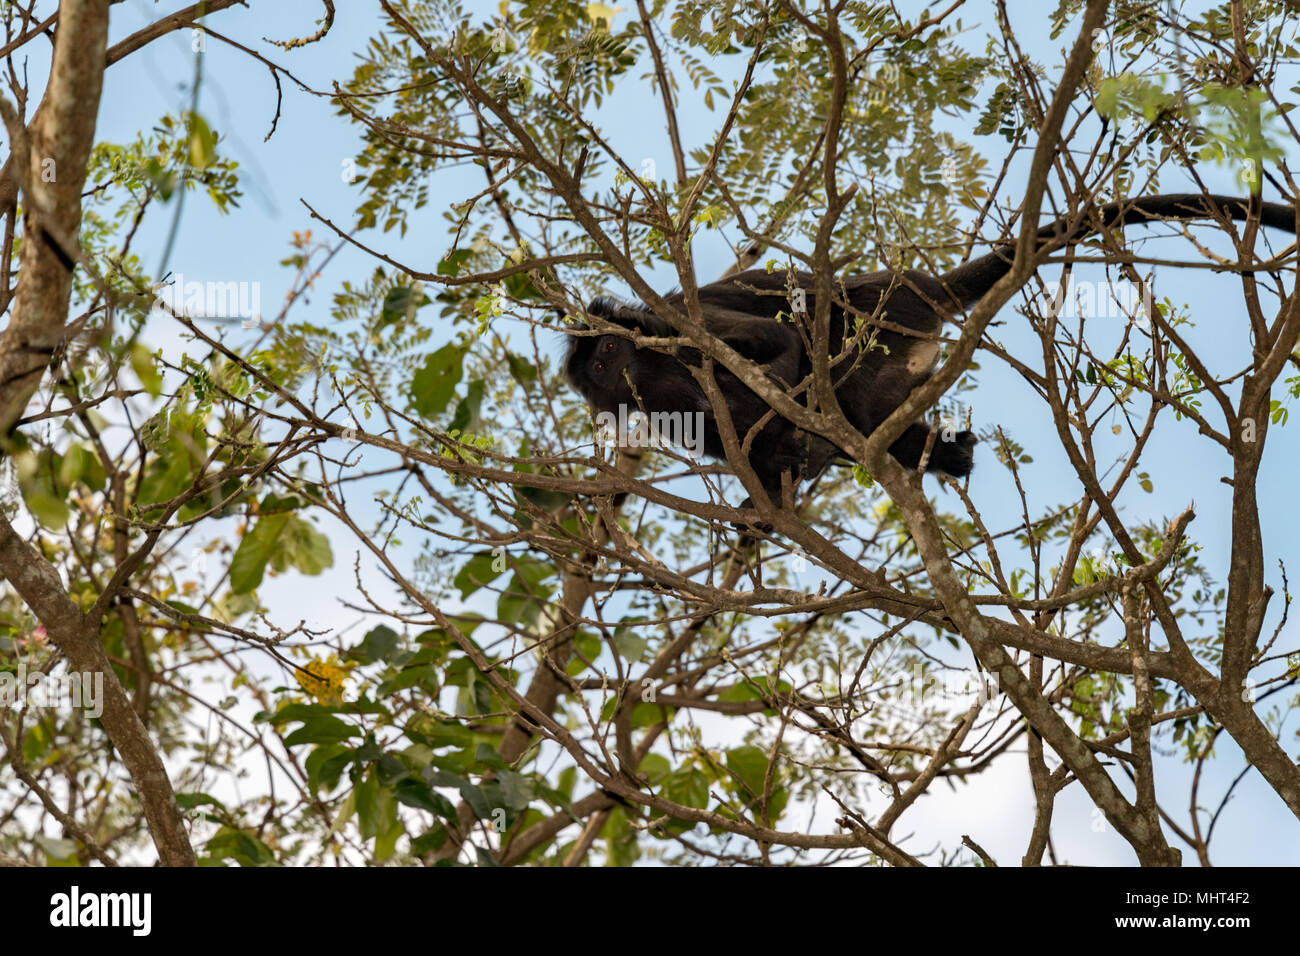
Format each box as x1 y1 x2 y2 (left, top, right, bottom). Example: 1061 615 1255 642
565 194 1295 508
566 296 827 503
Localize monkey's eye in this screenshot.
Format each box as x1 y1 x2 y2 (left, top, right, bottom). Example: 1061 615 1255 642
604 341 617 352
593 361 605 373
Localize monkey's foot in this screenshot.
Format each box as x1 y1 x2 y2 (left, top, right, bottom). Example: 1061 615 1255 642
731 497 774 537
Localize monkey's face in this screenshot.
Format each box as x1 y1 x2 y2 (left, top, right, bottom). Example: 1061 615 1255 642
582 334 635 395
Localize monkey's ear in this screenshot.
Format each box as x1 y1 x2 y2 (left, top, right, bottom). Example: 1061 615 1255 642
587 296 619 319
585 297 673 338
585 296 638 331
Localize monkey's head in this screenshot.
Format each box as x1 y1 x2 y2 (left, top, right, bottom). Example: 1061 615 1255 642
562 298 644 411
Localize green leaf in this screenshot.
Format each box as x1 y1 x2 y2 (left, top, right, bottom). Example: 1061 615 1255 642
717 682 761 703
17 451 70 530
379 285 431 327
408 716 474 750
726 745 769 797
395 778 457 816
282 714 360 747
457 782 495 820
1095 74 1173 122
36 835 79 863
502 271 543 300
497 769 535 812
175 791 225 810
454 551 506 599
137 410 206 509
638 753 671 781
351 624 400 664
410 826 448 855
516 483 572 510
629 701 668 727
505 353 537 387
410 343 467 417
449 379 486 434
230 513 289 594
567 632 602 677
229 512 333 594
851 464 874 488
356 769 392 840
137 452 192 508
186 112 218 170
279 515 334 575
497 560 554 628
437 249 473 276
305 743 353 793
377 662 438 696
203 827 276 866
612 623 646 662
143 158 178 201
662 766 709 813
130 343 164 397
58 443 106 491
375 816 404 861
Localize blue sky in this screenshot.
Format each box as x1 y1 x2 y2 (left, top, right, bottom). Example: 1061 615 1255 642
70 0 1300 864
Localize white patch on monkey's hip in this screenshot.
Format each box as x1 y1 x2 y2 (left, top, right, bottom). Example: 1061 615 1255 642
906 341 939 375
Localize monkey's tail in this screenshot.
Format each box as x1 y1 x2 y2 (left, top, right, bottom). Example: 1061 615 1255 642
939 193 1296 309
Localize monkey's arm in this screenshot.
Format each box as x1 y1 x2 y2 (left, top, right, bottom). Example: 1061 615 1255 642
703 307 805 366
588 295 801 367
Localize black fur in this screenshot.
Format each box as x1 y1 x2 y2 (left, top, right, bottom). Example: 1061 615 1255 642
565 293 836 503
564 193 1295 507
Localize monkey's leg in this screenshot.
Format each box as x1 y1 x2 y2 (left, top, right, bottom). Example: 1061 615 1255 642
732 464 788 535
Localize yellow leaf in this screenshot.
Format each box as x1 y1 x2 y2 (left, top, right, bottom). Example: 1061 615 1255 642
295 653 355 705
586 3 623 28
